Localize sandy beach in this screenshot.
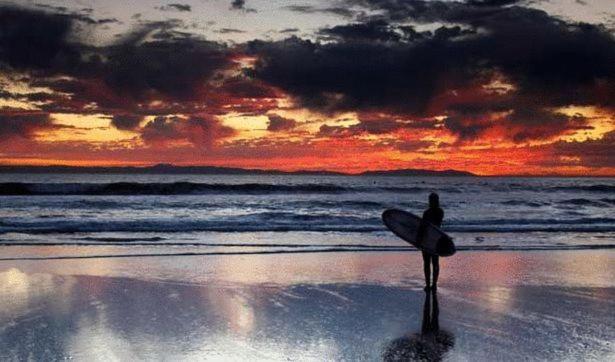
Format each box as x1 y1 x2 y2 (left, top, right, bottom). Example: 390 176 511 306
1 249 613 361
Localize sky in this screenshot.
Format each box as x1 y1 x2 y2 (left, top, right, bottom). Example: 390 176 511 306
0 0 613 175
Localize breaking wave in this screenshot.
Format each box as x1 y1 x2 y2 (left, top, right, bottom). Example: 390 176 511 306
0 182 464 195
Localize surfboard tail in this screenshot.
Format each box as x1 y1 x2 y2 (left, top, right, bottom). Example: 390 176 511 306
436 236 456 256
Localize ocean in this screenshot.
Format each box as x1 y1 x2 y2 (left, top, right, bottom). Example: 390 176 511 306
0 174 613 259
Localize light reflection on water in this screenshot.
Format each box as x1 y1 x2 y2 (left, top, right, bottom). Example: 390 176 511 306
0 251 614 360
1 249 614 287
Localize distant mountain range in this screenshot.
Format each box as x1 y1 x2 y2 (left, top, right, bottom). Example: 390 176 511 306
0 164 476 176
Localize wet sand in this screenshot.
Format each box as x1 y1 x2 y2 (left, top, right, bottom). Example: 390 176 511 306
1 250 614 360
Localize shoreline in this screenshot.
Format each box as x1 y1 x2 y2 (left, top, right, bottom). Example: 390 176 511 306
0 243 615 262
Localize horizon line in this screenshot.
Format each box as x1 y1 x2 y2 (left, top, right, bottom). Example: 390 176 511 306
0 163 613 177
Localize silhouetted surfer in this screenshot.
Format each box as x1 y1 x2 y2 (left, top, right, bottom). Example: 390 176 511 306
419 193 443 291
383 290 455 361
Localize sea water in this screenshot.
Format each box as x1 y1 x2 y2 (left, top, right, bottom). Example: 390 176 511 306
0 174 613 259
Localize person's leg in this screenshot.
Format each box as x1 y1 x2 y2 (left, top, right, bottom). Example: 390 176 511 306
432 255 440 289
422 251 431 291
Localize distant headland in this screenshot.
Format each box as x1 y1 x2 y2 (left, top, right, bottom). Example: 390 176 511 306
0 164 476 176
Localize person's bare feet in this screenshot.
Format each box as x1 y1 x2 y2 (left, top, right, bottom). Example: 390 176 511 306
424 285 431 292
432 284 438 291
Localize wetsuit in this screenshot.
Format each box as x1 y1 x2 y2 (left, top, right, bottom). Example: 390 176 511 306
421 207 443 289
422 207 443 228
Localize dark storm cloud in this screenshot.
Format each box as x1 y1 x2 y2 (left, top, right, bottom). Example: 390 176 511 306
230 0 257 13
279 28 299 34
231 0 246 9
0 112 53 139
0 6 239 119
103 31 230 101
318 121 394 137
505 110 591 143
389 139 435 152
443 117 488 141
216 28 246 34
140 116 236 148
248 35 463 114
444 108 591 142
2 2 613 150
34 3 69 13
466 0 524 6
249 0 615 142
141 116 183 142
157 4 192 12
319 20 402 42
0 7 233 106
111 114 144 130
219 77 278 99
32 3 119 24
91 18 120 25
317 124 347 137
349 118 409 134
0 7 82 71
267 114 297 131
318 117 435 137
552 131 615 168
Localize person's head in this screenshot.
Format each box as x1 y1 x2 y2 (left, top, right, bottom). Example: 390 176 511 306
428 193 439 208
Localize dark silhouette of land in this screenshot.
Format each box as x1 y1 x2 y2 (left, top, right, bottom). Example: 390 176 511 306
360 169 474 177
0 164 476 176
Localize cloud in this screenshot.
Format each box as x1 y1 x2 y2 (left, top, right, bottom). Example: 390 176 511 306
390 139 435 152
283 5 357 18
552 131 615 168
0 6 242 120
319 20 402 42
0 2 613 174
248 0 615 144
249 35 456 114
102 27 231 102
505 110 591 143
466 0 524 6
279 28 299 34
231 0 246 9
444 108 592 143
267 114 297 131
32 3 120 24
317 115 437 138
140 116 236 149
218 77 279 99
230 0 257 13
0 112 53 139
111 114 143 130
157 4 192 12
0 6 82 71
319 120 400 136
216 28 246 34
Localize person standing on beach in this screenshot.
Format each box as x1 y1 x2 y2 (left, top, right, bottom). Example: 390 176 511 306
419 193 444 291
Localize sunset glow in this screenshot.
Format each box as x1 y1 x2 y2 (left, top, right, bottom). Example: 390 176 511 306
0 1 613 175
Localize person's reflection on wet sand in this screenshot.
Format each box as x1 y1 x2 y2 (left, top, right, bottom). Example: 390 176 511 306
383 290 455 361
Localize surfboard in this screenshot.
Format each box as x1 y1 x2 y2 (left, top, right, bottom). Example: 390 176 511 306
382 209 456 257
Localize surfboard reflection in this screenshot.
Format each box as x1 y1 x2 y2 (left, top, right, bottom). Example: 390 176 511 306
383 290 455 361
